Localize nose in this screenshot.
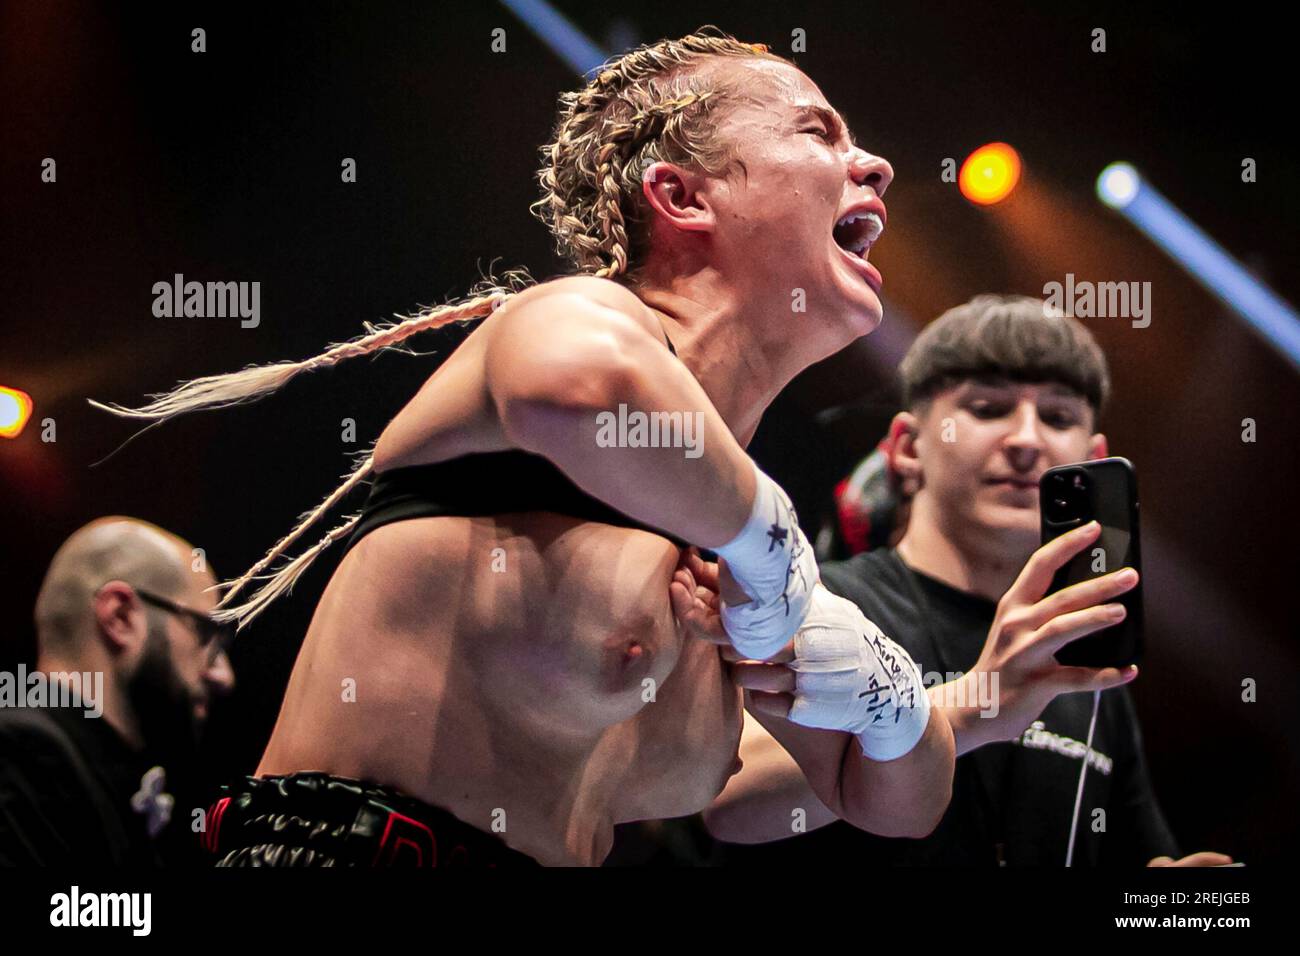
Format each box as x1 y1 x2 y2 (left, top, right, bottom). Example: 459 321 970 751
204 650 236 698
849 147 894 198
1003 400 1045 471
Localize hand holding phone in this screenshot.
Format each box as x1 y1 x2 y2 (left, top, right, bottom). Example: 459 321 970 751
1040 457 1143 668
949 519 1140 753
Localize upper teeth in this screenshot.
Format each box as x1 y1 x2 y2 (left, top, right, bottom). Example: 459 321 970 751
836 210 884 250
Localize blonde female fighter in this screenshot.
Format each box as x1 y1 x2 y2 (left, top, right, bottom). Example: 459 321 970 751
93 28 1127 866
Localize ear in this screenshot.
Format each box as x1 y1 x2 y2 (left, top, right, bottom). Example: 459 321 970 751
887 411 923 496
641 162 716 235
1087 431 1109 460
93 581 147 656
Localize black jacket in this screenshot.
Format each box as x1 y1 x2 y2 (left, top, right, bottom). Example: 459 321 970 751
720 548 1181 866
0 705 165 866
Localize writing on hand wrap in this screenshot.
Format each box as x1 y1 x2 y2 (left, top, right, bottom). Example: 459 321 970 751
859 631 920 726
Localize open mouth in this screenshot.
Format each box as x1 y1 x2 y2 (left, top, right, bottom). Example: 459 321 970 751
832 209 884 258
831 203 886 293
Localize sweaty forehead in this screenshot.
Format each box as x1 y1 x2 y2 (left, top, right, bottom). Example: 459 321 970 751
707 57 831 117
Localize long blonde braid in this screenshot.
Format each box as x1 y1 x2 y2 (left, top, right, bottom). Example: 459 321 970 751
93 27 784 630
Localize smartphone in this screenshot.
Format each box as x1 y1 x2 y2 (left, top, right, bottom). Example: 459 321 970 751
1039 457 1143 668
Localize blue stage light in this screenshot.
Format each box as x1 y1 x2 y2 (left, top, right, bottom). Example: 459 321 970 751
1097 163 1300 372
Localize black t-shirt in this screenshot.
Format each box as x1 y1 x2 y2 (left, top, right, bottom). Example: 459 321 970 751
720 548 1181 867
0 705 167 866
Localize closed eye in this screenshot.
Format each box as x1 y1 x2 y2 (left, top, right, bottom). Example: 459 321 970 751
968 401 1011 419
1041 410 1081 429
795 104 857 149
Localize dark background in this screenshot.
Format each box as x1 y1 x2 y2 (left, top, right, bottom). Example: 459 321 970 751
2 1 1296 863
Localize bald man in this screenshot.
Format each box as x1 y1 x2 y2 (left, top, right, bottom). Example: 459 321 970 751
0 517 234 866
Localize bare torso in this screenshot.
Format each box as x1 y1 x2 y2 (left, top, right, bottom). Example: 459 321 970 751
257 279 745 865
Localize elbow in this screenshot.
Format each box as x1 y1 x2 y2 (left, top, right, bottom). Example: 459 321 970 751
900 781 951 839
843 795 947 840
889 708 957 839
841 736 955 839
869 772 951 840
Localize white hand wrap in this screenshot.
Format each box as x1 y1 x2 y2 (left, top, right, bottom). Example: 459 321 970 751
787 584 931 761
714 462 819 661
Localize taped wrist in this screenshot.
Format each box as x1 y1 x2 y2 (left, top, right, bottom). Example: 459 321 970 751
714 461 818 660
787 584 931 761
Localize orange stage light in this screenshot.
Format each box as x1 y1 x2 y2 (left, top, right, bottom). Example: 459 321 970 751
959 142 1022 205
0 385 34 439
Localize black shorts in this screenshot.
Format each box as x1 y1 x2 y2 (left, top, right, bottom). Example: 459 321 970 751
202 772 540 867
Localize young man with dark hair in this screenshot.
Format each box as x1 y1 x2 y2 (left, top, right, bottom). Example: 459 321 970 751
702 295 1232 866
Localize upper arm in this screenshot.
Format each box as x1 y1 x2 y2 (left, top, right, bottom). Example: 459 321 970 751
484 277 665 415
376 277 666 469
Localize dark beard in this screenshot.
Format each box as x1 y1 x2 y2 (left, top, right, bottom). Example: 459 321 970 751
124 617 202 777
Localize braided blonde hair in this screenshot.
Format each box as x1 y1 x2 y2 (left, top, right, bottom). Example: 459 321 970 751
91 26 786 629
532 27 783 283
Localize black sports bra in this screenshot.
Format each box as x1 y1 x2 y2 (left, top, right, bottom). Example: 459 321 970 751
342 332 688 556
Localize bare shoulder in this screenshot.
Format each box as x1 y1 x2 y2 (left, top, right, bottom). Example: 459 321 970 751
505 275 662 340
375 278 661 469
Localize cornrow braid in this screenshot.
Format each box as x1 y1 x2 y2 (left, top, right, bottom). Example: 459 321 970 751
92 27 783 631
211 510 369 629
88 269 535 425
208 450 375 621
589 89 723 279
531 26 787 283
90 271 532 632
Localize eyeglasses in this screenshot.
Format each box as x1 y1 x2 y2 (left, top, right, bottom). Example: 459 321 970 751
135 589 235 663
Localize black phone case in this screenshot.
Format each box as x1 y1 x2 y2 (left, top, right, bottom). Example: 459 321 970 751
1040 457 1143 668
